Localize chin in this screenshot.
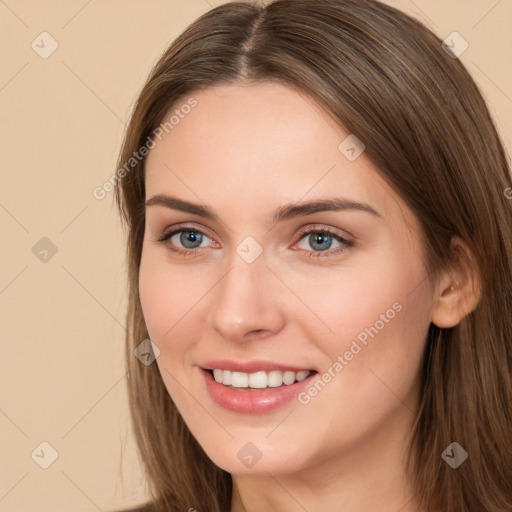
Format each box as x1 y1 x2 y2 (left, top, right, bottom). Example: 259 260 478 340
199 437 309 476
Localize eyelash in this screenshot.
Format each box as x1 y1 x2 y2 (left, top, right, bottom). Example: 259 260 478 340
155 223 354 259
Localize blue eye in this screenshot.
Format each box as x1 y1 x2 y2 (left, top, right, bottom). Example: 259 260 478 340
156 224 353 259
156 227 214 257
294 227 353 258
172 230 209 249
299 231 338 252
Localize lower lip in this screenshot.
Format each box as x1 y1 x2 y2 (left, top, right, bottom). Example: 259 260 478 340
201 368 318 414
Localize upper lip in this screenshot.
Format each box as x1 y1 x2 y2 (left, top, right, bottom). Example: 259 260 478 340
201 359 315 373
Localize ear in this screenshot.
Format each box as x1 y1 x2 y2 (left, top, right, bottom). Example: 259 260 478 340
431 236 482 329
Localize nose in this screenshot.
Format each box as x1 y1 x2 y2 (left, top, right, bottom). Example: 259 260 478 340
207 251 286 344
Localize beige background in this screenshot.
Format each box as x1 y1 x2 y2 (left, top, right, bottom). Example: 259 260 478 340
0 0 510 510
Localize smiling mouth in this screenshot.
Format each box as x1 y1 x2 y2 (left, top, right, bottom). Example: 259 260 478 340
205 368 318 390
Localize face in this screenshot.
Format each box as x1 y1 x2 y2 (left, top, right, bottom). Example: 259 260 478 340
140 82 435 476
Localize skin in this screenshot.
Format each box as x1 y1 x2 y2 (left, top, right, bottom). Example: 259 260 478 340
139 82 479 512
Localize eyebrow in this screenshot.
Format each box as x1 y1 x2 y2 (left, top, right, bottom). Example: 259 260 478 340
144 194 383 223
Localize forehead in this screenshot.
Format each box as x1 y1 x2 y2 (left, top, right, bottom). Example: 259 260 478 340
144 82 412 227
148 82 338 164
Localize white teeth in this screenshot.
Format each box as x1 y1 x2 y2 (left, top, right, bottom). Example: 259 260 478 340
231 372 249 388
282 371 295 385
267 370 283 387
248 371 267 389
210 369 313 388
295 370 310 382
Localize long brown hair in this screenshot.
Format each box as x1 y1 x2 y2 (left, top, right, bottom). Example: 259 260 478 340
114 1 512 510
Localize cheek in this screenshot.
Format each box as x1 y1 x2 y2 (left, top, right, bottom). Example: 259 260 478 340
290 273 431 448
300 243 431 385
309 257 431 414
138 252 204 402
138 250 205 342
138 258 173 341
292 256 418 348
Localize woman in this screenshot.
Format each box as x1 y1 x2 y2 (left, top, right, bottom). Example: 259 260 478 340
114 1 512 511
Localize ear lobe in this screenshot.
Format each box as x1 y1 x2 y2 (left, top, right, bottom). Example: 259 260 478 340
431 236 482 329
